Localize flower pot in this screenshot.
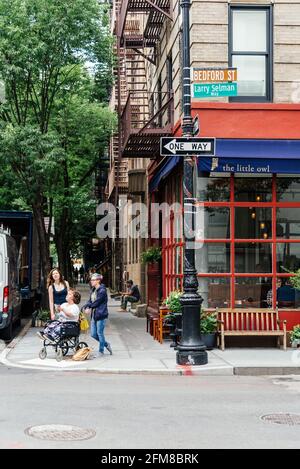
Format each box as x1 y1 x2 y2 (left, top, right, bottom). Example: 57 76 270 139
291 339 300 348
200 333 217 350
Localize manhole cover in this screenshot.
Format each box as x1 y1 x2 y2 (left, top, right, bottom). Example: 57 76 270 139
25 424 96 441
261 413 300 426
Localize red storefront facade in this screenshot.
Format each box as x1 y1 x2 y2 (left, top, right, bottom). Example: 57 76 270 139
148 103 300 331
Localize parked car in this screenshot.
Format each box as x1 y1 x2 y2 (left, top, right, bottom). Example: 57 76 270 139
0 227 22 341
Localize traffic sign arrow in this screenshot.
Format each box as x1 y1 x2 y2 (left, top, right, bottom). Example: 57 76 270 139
160 137 215 156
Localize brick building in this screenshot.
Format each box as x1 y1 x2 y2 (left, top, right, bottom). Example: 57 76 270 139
109 0 300 330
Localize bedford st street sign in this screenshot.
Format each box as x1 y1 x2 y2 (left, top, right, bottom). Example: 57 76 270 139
160 137 215 156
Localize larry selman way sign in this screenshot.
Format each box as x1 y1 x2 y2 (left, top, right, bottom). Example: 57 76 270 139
160 137 215 156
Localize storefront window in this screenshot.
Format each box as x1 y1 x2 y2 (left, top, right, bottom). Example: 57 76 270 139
276 208 300 239
175 246 182 274
235 277 272 308
235 207 272 239
195 243 230 273
276 243 300 272
198 277 230 309
163 174 300 309
277 177 300 202
235 243 272 273
234 177 272 202
198 207 230 239
197 176 230 202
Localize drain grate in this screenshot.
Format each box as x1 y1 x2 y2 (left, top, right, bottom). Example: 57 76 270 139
261 413 300 426
25 424 96 441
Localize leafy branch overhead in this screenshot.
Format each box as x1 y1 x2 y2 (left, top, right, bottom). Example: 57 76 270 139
0 0 116 281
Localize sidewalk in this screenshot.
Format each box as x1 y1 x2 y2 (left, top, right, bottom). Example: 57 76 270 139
1 285 300 376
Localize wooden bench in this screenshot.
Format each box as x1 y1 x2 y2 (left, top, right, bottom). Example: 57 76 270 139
216 308 287 351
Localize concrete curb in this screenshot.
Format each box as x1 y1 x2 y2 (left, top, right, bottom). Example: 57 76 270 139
0 348 234 375
234 366 300 376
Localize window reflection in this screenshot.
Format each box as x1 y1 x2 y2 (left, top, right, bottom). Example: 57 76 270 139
235 207 272 239
235 277 272 308
235 177 272 202
235 243 272 273
276 208 300 239
198 207 230 239
198 277 230 309
277 243 300 272
197 176 230 202
196 243 230 273
277 178 300 202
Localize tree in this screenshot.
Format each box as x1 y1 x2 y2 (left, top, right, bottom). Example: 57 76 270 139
51 70 116 279
0 0 114 296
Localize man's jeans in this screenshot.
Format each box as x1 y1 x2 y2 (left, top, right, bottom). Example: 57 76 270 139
121 295 138 310
91 318 108 353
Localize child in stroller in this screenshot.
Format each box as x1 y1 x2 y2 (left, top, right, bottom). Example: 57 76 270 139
37 288 88 361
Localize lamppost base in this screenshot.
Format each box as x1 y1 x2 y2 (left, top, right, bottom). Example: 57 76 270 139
176 350 208 366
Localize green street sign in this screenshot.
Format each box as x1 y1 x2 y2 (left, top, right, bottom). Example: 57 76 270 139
192 82 238 98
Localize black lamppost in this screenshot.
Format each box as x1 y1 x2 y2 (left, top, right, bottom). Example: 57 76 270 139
176 0 208 365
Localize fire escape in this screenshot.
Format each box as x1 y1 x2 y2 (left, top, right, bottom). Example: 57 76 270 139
117 0 174 161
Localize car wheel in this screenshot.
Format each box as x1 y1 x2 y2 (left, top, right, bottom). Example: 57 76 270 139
0 320 13 342
39 347 47 360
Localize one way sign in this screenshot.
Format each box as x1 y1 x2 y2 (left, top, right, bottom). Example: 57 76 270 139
160 137 215 156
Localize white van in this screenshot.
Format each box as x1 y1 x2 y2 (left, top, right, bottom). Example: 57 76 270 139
0 228 22 341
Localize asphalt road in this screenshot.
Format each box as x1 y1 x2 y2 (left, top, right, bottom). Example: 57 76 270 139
0 365 299 450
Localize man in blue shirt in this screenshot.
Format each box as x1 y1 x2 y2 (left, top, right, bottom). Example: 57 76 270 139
277 279 295 307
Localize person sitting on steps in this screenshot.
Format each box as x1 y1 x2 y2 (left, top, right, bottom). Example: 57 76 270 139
120 280 140 311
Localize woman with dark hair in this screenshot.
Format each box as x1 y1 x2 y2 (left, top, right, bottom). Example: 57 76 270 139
47 268 70 320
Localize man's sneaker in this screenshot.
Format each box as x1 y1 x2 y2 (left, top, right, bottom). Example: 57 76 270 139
36 331 45 340
106 343 113 355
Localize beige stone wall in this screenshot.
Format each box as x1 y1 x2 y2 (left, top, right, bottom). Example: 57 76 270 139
145 0 300 113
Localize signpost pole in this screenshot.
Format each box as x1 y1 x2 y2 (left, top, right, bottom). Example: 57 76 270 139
176 0 207 365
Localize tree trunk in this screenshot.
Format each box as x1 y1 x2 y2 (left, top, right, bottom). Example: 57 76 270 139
55 211 73 284
32 201 51 308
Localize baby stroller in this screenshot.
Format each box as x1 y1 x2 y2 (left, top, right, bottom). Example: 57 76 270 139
39 320 88 362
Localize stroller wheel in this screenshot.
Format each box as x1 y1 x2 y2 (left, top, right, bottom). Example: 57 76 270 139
56 348 63 362
76 341 88 351
39 347 47 360
60 341 69 356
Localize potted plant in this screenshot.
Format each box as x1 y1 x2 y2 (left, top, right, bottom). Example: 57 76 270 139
35 310 51 327
200 310 217 350
140 246 161 264
163 291 183 346
290 324 300 348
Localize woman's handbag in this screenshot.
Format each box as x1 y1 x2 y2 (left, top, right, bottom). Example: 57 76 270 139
79 312 89 332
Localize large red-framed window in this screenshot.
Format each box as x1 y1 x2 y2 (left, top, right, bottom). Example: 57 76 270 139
197 174 300 309
163 173 300 310
162 171 183 298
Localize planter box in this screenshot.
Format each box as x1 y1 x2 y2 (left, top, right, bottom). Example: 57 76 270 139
35 319 47 327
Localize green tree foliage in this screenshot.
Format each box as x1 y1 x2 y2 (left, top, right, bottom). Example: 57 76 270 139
0 0 115 290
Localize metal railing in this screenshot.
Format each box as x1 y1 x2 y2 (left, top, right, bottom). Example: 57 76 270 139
121 91 174 150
